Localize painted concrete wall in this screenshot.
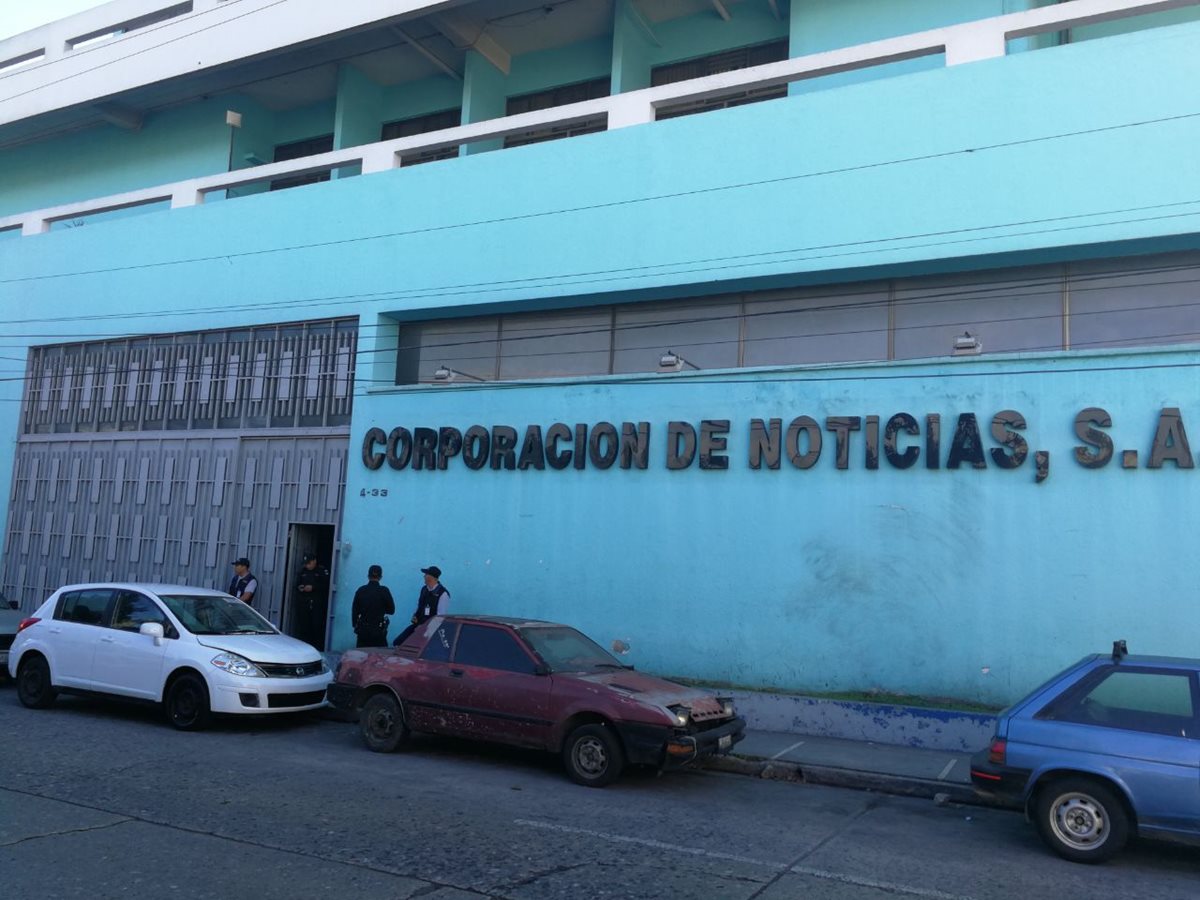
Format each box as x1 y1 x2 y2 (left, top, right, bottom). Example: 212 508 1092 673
2 22 1199 701
378 76 464 127
648 5 788 69
787 0 1047 95
506 38 613 97
343 348 1200 706
0 99 231 217
612 0 655 93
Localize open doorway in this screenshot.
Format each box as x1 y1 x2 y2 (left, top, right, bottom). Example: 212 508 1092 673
281 523 336 650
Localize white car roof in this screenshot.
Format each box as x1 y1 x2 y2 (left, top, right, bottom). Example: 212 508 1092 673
52 583 230 596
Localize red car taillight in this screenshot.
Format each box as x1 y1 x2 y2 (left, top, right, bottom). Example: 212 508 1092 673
17 617 40 632
987 738 1007 765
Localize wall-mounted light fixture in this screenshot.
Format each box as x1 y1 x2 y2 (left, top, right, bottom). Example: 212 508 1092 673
657 350 700 373
951 332 982 356
433 365 486 383
224 110 243 128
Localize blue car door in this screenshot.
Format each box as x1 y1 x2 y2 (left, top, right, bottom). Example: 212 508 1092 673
1033 666 1200 835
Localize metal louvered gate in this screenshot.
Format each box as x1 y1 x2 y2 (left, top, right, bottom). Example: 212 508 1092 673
1 318 356 644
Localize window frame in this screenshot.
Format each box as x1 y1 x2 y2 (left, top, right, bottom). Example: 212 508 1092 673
110 590 178 638
1036 664 1200 738
54 588 117 627
419 621 460 662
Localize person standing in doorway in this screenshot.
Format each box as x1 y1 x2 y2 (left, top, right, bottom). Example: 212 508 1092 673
351 564 395 648
393 565 450 646
294 552 330 651
228 558 258 605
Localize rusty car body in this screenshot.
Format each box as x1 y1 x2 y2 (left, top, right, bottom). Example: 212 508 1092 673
327 615 746 786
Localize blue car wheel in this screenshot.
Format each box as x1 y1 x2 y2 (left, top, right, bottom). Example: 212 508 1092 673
1035 777 1130 864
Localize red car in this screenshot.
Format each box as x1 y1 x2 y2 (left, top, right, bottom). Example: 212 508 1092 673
326 615 746 786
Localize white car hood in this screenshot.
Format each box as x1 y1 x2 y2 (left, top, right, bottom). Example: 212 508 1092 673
196 633 320 664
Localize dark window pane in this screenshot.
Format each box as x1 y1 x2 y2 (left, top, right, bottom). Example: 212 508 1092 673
1068 252 1200 350
382 108 463 166
893 267 1064 360
653 40 788 120
744 284 890 366
57 589 114 626
420 622 458 662
271 134 334 191
504 78 608 147
613 298 740 373
1059 669 1195 737
454 624 535 674
400 317 499 385
499 310 611 379
112 591 169 632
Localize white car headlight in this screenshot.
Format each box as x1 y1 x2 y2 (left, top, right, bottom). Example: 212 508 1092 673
718 697 735 717
210 652 265 678
667 705 691 728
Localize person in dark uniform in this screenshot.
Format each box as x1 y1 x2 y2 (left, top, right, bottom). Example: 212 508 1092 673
294 552 330 651
227 558 258 605
351 564 395 648
392 565 450 647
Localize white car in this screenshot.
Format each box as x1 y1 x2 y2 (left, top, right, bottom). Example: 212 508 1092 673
7 583 332 729
0 594 20 676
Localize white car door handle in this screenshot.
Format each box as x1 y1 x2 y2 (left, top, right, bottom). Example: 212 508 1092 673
100 636 115 643
49 627 62 634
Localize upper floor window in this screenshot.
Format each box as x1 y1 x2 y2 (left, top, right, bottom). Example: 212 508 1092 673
654 40 789 120
504 78 609 148
382 109 463 167
271 135 334 191
391 250 1200 386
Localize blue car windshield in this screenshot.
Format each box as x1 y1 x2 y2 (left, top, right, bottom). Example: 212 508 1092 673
159 594 276 635
519 626 628 672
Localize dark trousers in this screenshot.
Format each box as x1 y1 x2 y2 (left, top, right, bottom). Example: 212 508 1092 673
392 622 419 647
356 630 388 648
295 597 328 651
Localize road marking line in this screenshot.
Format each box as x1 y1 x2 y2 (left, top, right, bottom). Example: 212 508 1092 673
514 819 977 900
513 819 784 870
790 865 975 900
770 740 806 759
937 759 958 781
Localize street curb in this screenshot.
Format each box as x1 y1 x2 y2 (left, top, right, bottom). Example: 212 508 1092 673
703 754 1000 809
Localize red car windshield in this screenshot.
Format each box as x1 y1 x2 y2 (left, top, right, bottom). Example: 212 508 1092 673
519 625 628 673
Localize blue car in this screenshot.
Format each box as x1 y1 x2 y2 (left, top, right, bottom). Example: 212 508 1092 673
970 642 1200 863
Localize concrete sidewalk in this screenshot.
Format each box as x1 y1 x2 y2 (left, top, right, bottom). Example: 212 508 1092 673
709 727 991 806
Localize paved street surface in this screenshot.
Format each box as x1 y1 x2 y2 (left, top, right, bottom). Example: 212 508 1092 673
1 688 1197 900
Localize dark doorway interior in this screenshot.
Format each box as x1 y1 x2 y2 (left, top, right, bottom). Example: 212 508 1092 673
281 523 336 650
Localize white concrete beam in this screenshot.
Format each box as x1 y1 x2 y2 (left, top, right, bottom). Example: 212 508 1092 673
95 101 144 131
430 11 510 75
0 0 472 127
391 26 462 81
625 0 662 47
944 20 1007 65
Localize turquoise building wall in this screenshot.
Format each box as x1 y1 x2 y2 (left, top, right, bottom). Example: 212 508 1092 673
2 16 1199 701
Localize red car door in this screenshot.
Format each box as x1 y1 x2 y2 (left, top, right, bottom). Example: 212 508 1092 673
398 620 476 737
449 623 553 749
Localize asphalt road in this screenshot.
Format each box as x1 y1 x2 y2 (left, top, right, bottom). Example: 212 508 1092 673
1 687 1197 900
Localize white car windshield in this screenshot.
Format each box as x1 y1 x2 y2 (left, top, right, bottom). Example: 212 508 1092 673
159 594 277 636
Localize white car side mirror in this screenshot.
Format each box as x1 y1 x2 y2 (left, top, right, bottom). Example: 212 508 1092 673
139 622 165 646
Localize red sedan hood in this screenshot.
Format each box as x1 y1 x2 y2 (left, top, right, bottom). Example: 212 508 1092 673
565 669 726 717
